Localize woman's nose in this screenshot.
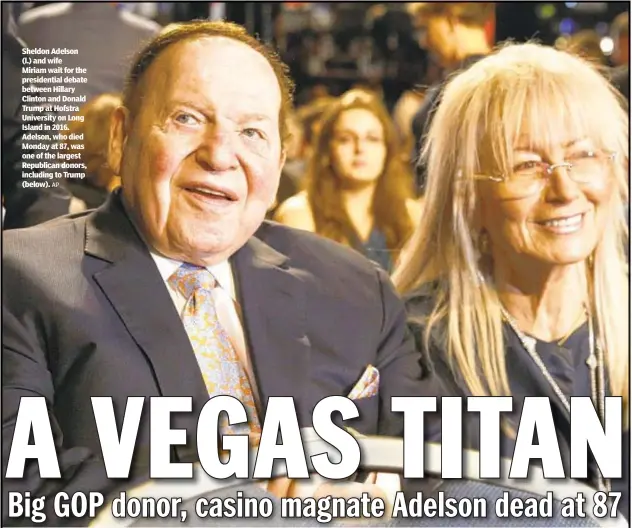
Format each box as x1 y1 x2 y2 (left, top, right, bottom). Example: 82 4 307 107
354 138 366 153
544 163 581 203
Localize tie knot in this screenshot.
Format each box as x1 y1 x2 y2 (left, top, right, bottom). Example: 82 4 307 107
168 263 216 299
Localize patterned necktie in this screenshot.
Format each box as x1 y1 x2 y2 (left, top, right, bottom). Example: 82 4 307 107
168 263 260 435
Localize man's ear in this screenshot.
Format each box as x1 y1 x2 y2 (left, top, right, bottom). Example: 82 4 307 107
267 149 287 210
107 106 130 176
279 148 287 170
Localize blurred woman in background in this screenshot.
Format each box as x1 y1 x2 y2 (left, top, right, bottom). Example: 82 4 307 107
275 93 421 271
394 43 629 513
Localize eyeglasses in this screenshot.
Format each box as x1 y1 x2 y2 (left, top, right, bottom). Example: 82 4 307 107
465 150 617 198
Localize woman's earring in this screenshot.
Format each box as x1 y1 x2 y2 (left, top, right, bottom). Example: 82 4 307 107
475 230 491 284
479 231 490 255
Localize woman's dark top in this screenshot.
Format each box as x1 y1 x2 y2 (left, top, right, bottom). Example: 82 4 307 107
349 228 393 272
405 291 630 520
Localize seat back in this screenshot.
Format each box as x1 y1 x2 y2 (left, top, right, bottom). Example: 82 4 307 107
91 429 628 527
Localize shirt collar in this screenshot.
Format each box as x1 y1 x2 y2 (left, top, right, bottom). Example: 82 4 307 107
119 196 236 300
149 250 236 301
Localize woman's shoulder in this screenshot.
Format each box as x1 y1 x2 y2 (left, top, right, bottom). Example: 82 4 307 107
403 283 462 397
403 281 439 319
403 282 452 362
272 191 315 231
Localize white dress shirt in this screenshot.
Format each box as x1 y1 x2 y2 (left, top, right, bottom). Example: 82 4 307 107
149 251 261 408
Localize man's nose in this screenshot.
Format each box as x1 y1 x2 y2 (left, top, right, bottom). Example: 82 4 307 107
195 127 239 172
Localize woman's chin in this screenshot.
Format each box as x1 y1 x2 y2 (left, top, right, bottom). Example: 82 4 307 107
532 248 594 267
340 173 381 187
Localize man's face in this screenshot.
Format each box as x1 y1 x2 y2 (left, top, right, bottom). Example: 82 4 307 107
417 14 455 66
110 37 285 265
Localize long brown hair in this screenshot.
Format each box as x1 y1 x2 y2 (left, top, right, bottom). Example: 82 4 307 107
306 95 415 253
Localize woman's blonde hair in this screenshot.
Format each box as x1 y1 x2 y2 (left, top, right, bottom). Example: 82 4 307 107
393 42 629 415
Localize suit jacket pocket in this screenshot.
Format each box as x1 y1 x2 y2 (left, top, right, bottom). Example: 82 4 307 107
345 394 379 436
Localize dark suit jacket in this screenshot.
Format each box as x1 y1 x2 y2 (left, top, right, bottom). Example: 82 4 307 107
2 192 422 526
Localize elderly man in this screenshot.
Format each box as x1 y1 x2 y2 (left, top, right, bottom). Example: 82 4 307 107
2 21 420 525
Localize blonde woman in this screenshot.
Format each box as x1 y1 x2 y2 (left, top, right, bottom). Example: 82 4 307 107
393 43 629 514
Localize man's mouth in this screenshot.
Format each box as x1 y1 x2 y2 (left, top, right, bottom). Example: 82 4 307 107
184 185 238 202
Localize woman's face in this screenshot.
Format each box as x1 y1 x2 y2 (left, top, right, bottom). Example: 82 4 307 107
330 108 387 185
477 137 616 267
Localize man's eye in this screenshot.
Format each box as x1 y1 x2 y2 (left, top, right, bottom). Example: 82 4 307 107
242 128 263 139
174 113 199 126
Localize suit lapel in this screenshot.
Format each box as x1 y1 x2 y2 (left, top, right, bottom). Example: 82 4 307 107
231 234 312 426
85 192 208 462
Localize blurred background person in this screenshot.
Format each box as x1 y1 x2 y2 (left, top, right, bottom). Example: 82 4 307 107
267 95 336 217
609 11 629 103
268 111 304 216
394 43 629 518
275 93 420 272
2 2 71 229
610 11 629 69
392 87 426 158
408 2 495 196
563 28 607 64
19 2 161 100
61 93 122 212
14 2 627 112
295 95 337 161
408 1 494 71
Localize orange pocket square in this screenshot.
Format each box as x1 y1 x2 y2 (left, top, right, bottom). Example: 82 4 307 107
347 365 380 400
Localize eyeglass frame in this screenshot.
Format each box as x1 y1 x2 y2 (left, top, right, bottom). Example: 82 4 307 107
461 150 617 185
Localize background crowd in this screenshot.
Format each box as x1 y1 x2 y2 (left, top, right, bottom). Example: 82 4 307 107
3 2 629 267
